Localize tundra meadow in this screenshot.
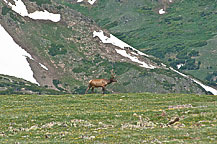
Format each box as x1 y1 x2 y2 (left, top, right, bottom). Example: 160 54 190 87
0 93 216 143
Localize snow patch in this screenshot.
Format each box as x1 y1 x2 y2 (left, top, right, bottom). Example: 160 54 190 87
0 24 39 84
28 10 61 22
170 67 217 95
93 30 149 57
93 30 155 69
159 9 166 15
3 0 61 22
39 63 48 71
77 0 97 5
177 64 184 69
193 79 217 95
88 0 97 5
161 63 167 67
131 52 139 56
116 49 155 69
93 30 132 48
169 67 188 78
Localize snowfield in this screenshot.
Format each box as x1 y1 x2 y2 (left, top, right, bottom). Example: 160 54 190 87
3 0 61 22
0 25 38 84
0 0 58 84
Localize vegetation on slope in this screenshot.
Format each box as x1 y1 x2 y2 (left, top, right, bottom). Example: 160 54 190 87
0 93 216 143
0 0 208 94
61 0 217 86
0 75 65 95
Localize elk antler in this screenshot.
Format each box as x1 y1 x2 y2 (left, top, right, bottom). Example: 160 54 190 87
111 69 115 78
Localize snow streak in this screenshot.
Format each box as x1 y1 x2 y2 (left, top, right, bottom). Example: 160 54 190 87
3 0 61 22
93 30 155 69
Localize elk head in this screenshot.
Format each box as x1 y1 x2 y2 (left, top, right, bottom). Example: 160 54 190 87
109 69 117 83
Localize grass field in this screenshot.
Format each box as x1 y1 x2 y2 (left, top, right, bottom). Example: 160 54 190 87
0 93 216 143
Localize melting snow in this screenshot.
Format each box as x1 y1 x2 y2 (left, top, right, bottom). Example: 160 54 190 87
93 30 155 69
0 24 39 84
170 67 217 95
3 0 61 22
116 49 155 69
177 64 184 69
93 30 217 94
28 10 61 22
159 9 166 15
88 0 97 5
93 30 149 57
39 63 48 71
77 0 97 5
192 79 217 95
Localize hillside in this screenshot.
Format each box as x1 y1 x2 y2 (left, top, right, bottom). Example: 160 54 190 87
65 0 217 88
0 74 64 95
0 0 212 95
0 93 216 143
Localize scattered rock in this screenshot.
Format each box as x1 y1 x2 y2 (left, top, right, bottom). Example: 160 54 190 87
0 132 5 137
45 134 50 139
168 104 193 109
168 117 180 125
82 135 96 140
161 110 167 117
133 113 137 117
121 115 156 129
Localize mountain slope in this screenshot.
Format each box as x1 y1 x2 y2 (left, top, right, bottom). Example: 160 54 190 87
0 0 210 94
64 0 217 89
0 74 64 95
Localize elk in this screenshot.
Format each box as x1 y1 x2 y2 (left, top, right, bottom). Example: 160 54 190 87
85 70 117 94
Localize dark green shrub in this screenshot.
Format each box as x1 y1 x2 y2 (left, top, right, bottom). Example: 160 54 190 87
2 6 10 15
29 0 51 6
53 79 65 91
190 41 208 47
176 51 189 59
73 86 86 94
205 71 217 82
48 44 67 56
188 50 199 57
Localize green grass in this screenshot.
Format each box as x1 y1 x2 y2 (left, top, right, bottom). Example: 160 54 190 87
29 0 51 6
0 93 216 143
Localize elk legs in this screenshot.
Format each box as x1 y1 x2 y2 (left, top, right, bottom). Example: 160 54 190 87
85 85 91 94
102 87 105 94
91 87 94 93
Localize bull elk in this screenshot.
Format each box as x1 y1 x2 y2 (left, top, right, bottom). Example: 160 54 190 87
85 70 117 94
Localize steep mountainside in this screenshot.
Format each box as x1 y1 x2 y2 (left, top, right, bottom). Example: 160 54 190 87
66 0 217 88
0 0 211 94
